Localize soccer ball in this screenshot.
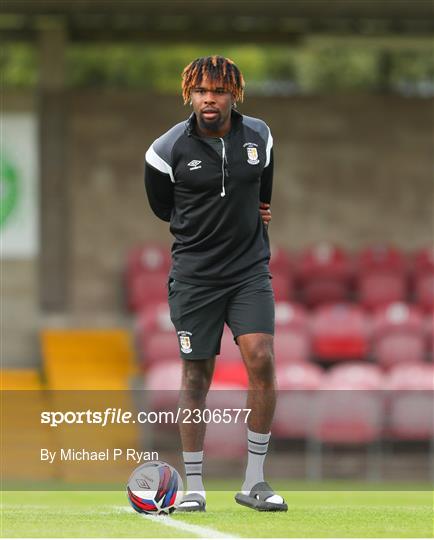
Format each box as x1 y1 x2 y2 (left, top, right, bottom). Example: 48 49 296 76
127 461 183 515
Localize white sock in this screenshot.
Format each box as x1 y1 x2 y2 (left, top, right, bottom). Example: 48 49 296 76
181 451 205 507
242 429 283 505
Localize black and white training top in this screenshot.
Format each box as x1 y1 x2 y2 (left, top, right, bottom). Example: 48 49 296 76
144 109 274 286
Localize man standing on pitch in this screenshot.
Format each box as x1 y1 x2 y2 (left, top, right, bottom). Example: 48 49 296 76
145 56 287 512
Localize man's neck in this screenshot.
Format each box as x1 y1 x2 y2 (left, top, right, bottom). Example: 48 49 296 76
194 117 231 138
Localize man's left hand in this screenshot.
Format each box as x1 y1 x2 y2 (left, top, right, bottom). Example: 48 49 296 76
259 202 272 226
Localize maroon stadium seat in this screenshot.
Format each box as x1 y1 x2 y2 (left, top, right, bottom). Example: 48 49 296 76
295 243 353 307
269 245 292 278
311 304 370 362
372 303 426 369
309 363 383 444
270 272 293 302
415 274 434 312
386 363 434 440
274 302 311 365
126 243 171 310
358 272 407 311
219 327 243 362
204 383 247 457
129 272 169 312
142 331 180 367
273 363 323 438
145 360 182 411
136 303 174 335
357 245 406 273
356 245 407 310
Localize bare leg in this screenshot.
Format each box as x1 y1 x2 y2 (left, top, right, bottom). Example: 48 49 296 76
177 357 215 510
178 357 215 451
237 333 276 433
236 333 284 506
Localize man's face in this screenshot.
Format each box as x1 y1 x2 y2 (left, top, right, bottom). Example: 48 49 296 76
190 76 233 136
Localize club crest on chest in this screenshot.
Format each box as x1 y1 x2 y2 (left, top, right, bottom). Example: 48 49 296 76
243 142 260 165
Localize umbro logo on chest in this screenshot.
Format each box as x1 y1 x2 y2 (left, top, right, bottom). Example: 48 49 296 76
188 160 202 171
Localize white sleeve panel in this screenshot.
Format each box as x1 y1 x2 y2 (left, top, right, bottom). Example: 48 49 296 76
145 145 175 183
265 126 273 168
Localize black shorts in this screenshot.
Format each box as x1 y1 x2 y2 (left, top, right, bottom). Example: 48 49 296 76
168 274 275 360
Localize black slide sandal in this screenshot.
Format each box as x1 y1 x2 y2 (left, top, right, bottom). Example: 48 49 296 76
235 481 288 512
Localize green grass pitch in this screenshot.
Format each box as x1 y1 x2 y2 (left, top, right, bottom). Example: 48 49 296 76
1 482 433 538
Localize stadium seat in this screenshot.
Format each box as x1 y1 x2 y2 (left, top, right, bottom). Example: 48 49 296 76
41 329 136 389
213 362 248 388
219 327 243 362
274 303 311 365
142 331 180 367
273 363 323 438
271 272 293 302
386 363 434 440
412 247 434 276
128 272 169 312
204 382 247 458
145 360 182 412
356 245 408 310
136 303 174 335
309 363 383 444
269 245 292 277
415 274 434 312
372 303 426 369
295 243 353 307
125 243 171 311
311 304 370 362
126 242 171 277
357 245 407 273
1 369 42 390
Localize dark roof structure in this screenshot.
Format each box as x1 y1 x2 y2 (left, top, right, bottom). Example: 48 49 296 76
1 0 433 43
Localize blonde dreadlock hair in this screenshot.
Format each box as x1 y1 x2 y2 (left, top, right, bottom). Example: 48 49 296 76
181 55 245 105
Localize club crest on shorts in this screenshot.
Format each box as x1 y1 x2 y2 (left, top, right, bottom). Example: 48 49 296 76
244 143 259 165
178 331 192 354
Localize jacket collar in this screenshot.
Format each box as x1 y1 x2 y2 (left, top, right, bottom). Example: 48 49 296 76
185 109 243 137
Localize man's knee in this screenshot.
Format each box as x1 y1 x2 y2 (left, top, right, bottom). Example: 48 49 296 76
239 336 275 383
181 358 214 392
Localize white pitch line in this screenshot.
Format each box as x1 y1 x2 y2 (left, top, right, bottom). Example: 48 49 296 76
116 506 238 538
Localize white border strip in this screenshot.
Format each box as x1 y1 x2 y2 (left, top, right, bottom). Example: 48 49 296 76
145 145 175 183
116 506 238 538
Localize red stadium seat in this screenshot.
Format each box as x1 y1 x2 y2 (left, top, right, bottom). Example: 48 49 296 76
273 363 323 438
295 243 353 307
129 272 169 312
357 245 406 273
145 360 182 410
372 303 426 369
310 363 383 444
358 272 407 310
326 362 383 390
271 272 293 302
269 245 292 278
311 304 370 362
356 245 408 310
136 303 174 335
415 274 434 312
142 331 180 367
219 328 243 362
274 329 311 366
204 383 247 457
127 243 171 275
274 303 311 365
125 243 171 311
213 361 248 388
412 247 434 276
386 363 434 440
